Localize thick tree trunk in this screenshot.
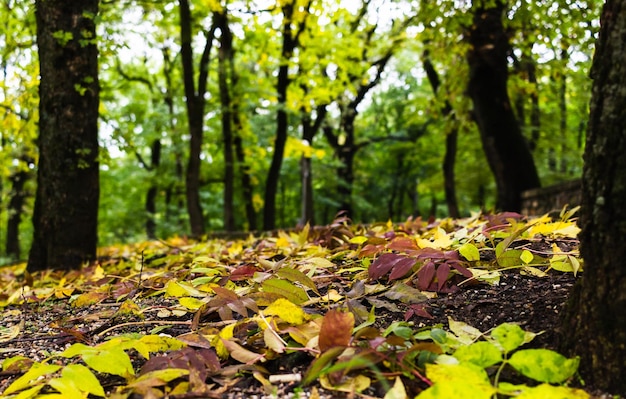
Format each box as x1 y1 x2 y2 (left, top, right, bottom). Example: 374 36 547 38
216 10 235 232
466 2 540 212
29 0 100 271
561 1 626 394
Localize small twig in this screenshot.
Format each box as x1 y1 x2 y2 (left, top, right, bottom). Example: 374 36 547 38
96 320 192 337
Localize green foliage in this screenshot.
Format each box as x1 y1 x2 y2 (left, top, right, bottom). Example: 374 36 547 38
416 320 585 398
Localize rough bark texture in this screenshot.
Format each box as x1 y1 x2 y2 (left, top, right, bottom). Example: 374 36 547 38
466 2 540 212
28 0 100 271
561 1 626 395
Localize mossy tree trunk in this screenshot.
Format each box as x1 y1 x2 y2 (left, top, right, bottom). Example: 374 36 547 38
28 0 100 271
560 0 626 395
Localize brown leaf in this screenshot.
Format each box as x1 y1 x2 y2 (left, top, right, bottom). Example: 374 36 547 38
318 309 354 352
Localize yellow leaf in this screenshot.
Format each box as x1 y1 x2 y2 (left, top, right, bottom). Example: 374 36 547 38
528 221 580 238
276 236 290 248
319 374 370 393
417 228 452 249
263 298 308 325
349 236 368 245
520 250 534 264
178 297 204 311
384 376 408 399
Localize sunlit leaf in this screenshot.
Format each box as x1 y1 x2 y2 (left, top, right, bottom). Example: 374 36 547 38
3 363 61 395
508 349 579 384
263 298 308 325
458 243 480 261
515 383 589 399
453 341 502 368
490 323 534 353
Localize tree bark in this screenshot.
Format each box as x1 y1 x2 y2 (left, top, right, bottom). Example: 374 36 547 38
423 51 460 218
560 1 626 394
145 139 161 240
466 2 540 212
216 10 236 232
179 0 216 236
6 159 31 260
29 0 100 271
263 1 298 231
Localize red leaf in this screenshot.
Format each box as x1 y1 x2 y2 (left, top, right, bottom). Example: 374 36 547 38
416 261 436 290
405 303 433 320
369 253 406 280
388 237 418 252
436 263 451 291
230 265 258 281
388 257 417 280
416 248 447 260
449 261 473 278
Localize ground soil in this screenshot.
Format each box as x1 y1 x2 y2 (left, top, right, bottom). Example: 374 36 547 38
0 268 601 399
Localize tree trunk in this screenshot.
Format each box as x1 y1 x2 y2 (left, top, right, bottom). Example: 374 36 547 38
179 0 216 236
29 0 100 271
6 160 31 260
145 139 161 240
423 51 460 218
216 10 235 231
263 2 296 231
466 2 540 212
233 113 257 231
299 107 326 226
561 1 626 394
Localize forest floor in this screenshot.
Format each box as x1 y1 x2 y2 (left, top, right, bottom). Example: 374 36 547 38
0 214 619 398
2 270 581 398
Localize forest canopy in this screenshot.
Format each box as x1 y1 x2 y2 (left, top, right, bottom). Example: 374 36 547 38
0 0 600 258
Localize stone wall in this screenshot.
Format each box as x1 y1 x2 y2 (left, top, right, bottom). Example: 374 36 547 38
521 179 582 216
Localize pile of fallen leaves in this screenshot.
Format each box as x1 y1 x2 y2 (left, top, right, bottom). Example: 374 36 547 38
0 210 589 398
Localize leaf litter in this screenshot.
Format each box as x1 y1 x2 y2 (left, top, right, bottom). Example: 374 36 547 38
0 210 600 398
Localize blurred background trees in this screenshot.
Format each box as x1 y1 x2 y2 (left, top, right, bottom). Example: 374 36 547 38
0 0 600 259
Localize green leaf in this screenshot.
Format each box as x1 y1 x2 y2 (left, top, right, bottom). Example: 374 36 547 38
490 323 535 353
520 249 534 264
3 362 61 395
262 278 309 304
453 341 502 368
60 364 106 397
302 347 344 386
458 243 480 261
497 248 525 267
276 266 319 295
83 347 135 379
508 349 579 384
